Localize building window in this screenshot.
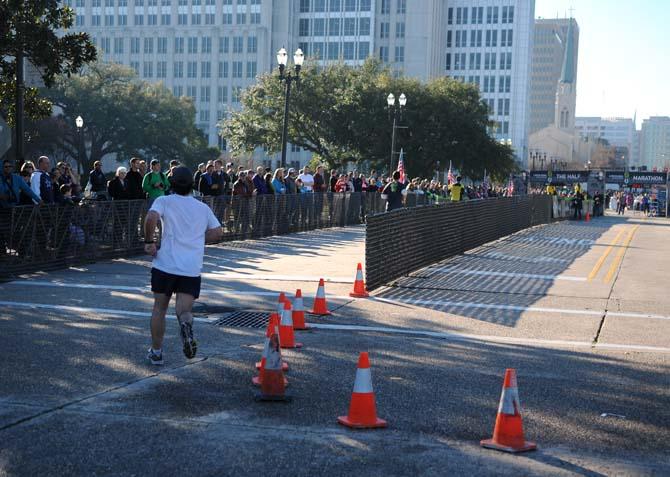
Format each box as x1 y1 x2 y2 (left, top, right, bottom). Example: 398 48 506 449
202 37 212 53
314 0 325 11
359 0 370 11
130 61 139 75
144 38 153 54
157 37 167 54
345 0 356 12
174 37 184 54
395 22 405 39
447 7 453 25
329 18 340 36
143 61 153 78
201 61 211 78
174 61 184 78
157 61 167 78
502 6 514 24
192 13 201 25
178 14 187 24
342 42 355 60
232 86 242 103
113 38 124 54
205 13 215 24
217 86 228 103
232 61 242 77
236 13 245 24
330 0 340 11
299 18 310 36
300 0 310 13
219 37 229 53
327 42 339 60
201 86 211 103
187 85 197 101
313 18 325 36
397 0 405 14
484 53 496 70
100 37 110 54
358 41 369 59
344 18 356 36
218 61 228 78
187 61 197 78
379 46 389 62
233 36 243 53
246 61 257 78
446 31 452 48
394 46 404 63
148 14 157 25
188 37 198 54
173 85 183 97
250 12 260 23
222 13 232 24
359 17 370 35
380 0 389 14
118 14 127 25
445 53 451 70
248 36 257 53
131 37 140 54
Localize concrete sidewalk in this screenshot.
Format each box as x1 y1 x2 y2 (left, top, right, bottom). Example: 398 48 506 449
2 218 670 475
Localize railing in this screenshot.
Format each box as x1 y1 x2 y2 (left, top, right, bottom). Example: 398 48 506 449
365 195 554 291
0 192 431 279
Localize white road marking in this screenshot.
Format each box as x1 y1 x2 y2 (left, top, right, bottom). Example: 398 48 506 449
427 267 586 282
607 311 670 321
2 300 668 353
371 296 604 316
306 323 670 353
0 301 216 323
204 272 354 283
475 251 571 264
3 280 355 301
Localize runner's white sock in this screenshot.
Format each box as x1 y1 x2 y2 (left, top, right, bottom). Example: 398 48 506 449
152 348 162 355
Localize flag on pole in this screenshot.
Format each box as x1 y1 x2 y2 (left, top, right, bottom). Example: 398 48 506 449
447 160 454 185
397 148 406 184
482 169 490 197
507 174 515 196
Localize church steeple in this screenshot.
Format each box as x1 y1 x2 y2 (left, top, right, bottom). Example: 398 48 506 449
559 18 576 84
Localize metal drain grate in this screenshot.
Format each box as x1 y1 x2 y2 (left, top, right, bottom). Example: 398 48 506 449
212 311 269 328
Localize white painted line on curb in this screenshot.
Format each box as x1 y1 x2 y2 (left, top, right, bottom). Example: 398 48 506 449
305 323 670 353
607 311 670 321
371 296 604 316
3 280 355 301
427 267 586 282
205 272 354 283
0 301 216 323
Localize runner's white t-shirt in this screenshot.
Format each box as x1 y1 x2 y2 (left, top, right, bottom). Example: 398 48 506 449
298 173 314 192
150 194 221 277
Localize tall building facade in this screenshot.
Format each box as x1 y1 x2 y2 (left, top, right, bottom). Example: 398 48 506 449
575 117 635 159
67 0 535 167
640 117 670 171
529 18 579 135
444 1 535 163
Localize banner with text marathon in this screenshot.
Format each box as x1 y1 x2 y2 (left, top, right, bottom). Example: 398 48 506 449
529 170 589 184
604 171 668 186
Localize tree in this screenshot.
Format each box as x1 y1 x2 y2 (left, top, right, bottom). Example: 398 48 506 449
41 61 218 175
221 59 516 179
1 0 97 160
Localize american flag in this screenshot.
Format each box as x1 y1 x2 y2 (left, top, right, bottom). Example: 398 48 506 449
507 174 515 196
447 161 454 185
397 148 406 183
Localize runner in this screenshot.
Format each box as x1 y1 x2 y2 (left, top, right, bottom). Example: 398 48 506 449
143 166 223 364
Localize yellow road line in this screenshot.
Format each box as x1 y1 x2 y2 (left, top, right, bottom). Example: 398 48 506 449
587 228 627 281
603 225 640 284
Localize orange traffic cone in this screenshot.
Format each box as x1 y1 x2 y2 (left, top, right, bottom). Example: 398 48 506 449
252 313 288 387
349 263 370 298
585 211 591 222
310 278 332 316
292 289 310 330
279 301 302 349
255 316 291 402
277 292 288 314
480 369 536 453
255 312 289 372
338 352 387 429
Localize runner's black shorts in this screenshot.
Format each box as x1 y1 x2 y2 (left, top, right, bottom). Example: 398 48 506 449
151 268 201 299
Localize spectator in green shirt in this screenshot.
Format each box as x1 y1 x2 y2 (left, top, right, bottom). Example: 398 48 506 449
142 159 170 206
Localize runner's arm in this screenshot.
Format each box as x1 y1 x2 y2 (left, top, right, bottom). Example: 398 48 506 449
205 226 223 244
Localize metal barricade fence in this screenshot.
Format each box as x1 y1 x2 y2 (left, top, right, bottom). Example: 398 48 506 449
0 192 397 279
365 195 554 291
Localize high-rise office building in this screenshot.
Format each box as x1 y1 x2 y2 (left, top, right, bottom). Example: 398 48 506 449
575 117 636 164
68 0 536 166
530 18 579 135
640 117 670 171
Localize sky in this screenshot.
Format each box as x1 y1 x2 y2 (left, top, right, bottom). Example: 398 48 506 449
535 0 670 128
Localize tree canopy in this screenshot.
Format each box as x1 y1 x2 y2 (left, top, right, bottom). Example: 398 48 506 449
221 59 516 180
0 0 97 124
30 61 218 174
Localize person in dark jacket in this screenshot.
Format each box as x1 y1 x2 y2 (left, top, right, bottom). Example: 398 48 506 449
198 164 216 196
88 161 108 198
108 167 130 200
126 157 145 200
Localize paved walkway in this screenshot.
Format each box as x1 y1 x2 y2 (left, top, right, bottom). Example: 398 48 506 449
1 213 669 475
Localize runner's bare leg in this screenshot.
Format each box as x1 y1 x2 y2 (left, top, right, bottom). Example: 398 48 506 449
151 293 171 350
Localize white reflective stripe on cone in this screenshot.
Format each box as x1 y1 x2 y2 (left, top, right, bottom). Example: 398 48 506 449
356 268 364 280
316 286 326 298
281 308 293 326
261 337 269 359
265 335 282 370
294 298 304 311
498 387 521 415
352 368 374 393
277 302 284 314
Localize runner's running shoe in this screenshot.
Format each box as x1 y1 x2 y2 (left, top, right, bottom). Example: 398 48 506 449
146 348 164 365
180 321 197 359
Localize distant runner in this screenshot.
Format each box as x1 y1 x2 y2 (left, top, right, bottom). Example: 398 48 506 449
143 166 223 365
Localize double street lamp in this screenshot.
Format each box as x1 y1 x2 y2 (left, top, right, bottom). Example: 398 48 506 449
277 47 304 169
387 92 407 173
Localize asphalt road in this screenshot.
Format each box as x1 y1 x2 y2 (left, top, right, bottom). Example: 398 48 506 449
1 212 669 476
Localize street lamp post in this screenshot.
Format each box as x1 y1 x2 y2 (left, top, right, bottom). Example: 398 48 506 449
387 92 406 173
277 47 304 169
75 116 84 173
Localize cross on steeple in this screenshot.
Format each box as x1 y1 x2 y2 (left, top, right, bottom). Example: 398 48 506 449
568 6 575 18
